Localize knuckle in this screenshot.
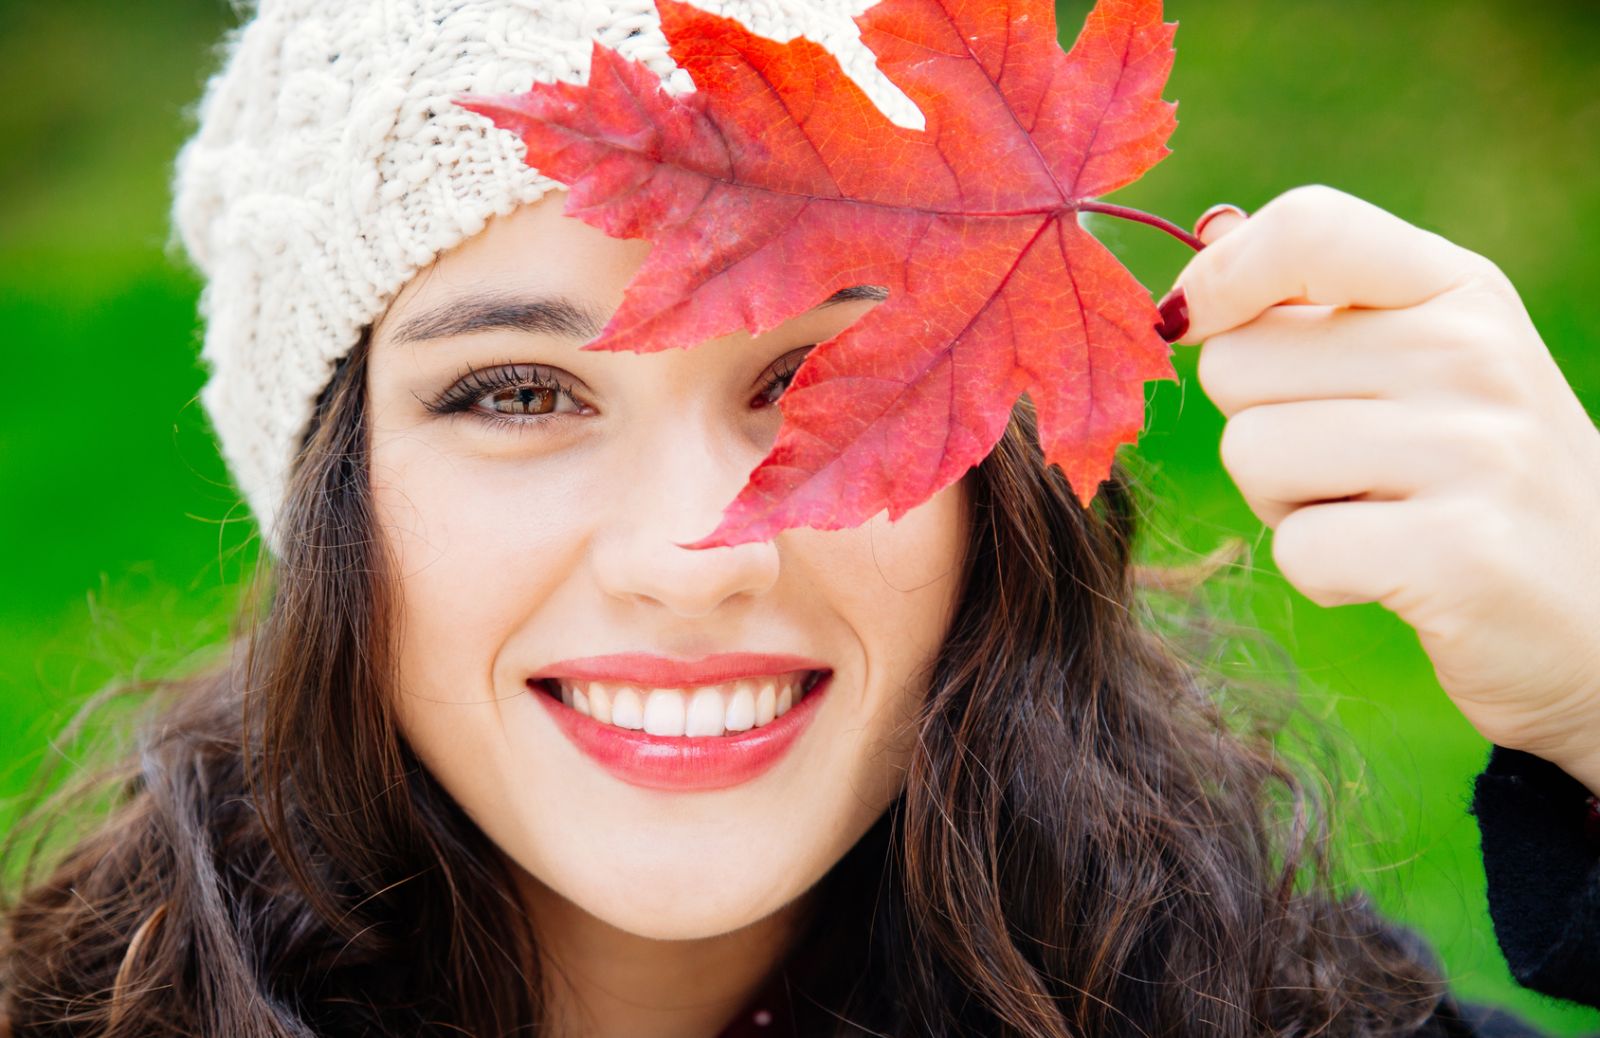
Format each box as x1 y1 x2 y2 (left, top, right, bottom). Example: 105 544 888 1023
1444 251 1523 314
1270 508 1326 596
1413 306 1528 403
1428 307 1501 362
1458 250 1514 293
1459 341 1532 408
1492 410 1545 465
1430 492 1518 578
1402 334 1470 393
1275 183 1346 214
1217 407 1269 479
1447 409 1541 489
1260 185 1345 260
1195 337 1243 413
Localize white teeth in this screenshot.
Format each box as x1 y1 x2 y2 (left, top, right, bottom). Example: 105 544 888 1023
611 687 644 730
588 682 612 724
643 690 686 736
685 687 726 737
550 672 819 737
755 681 776 726
725 681 755 732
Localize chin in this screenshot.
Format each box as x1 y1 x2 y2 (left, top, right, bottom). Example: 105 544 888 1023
582 880 791 941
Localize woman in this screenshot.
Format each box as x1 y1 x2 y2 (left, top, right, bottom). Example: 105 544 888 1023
3 0 1599 1035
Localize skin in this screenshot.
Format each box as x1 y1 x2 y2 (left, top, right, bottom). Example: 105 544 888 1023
362 180 1598 1033
1172 185 1600 798
365 191 968 1038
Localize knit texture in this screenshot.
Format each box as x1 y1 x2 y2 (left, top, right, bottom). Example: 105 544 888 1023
1472 744 1600 1010
171 0 921 558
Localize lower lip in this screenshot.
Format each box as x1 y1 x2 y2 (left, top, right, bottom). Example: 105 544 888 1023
530 673 831 792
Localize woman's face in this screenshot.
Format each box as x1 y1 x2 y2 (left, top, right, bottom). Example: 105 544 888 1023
366 192 967 941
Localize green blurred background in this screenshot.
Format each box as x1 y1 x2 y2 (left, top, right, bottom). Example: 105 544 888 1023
1 0 1597 1031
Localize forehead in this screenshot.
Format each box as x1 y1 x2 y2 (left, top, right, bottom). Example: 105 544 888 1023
379 194 886 349
383 194 646 321
385 285 887 350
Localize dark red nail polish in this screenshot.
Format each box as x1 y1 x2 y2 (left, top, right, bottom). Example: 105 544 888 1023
1156 286 1188 343
1193 203 1248 240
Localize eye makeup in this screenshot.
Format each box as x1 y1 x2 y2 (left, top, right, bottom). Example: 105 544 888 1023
420 347 817 431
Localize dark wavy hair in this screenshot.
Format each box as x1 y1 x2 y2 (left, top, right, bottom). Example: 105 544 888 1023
0 325 1449 1036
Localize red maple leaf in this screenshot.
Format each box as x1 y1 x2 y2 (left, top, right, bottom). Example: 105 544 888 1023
458 0 1189 549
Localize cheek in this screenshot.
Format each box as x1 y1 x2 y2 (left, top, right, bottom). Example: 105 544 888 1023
363 426 969 927
369 437 591 713
816 475 967 659
795 477 969 781
866 479 970 594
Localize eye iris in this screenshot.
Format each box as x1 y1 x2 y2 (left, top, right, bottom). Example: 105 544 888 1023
490 386 555 415
757 367 799 408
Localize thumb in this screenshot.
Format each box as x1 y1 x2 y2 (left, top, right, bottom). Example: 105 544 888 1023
1155 203 1250 342
1194 202 1250 246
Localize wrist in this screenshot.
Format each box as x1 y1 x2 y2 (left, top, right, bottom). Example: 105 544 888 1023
1545 747 1600 802
1478 744 1600 857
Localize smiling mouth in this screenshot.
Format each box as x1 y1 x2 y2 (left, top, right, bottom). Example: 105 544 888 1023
530 669 828 738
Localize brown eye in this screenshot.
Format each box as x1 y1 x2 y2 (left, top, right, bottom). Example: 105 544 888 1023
754 349 812 409
424 362 590 429
488 385 562 416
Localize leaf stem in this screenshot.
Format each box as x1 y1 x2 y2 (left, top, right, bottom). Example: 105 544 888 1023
1078 200 1204 251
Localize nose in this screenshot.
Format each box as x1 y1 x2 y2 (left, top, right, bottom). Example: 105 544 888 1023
590 412 781 618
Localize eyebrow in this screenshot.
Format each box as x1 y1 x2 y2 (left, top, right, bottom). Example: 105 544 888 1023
387 284 888 347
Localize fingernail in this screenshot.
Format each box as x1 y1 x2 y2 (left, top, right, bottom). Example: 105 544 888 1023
1193 203 1248 240
1155 286 1188 343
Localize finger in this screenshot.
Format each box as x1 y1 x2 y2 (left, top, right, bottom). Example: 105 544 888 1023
1194 202 1249 246
1221 398 1443 527
1195 299 1486 419
1155 204 1249 338
1167 184 1496 343
1270 498 1426 609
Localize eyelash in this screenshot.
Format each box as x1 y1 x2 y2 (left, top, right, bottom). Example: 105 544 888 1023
422 355 808 430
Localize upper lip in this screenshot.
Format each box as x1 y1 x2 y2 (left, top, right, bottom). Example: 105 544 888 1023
530 652 831 688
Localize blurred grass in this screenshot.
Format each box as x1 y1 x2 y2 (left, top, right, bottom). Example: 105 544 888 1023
0 0 1596 1032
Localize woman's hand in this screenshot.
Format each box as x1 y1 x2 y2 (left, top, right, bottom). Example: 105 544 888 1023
1163 184 1600 796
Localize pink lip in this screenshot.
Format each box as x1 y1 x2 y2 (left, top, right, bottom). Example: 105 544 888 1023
530 652 832 688
528 670 832 792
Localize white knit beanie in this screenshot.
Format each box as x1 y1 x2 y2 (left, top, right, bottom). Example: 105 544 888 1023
171 0 921 559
